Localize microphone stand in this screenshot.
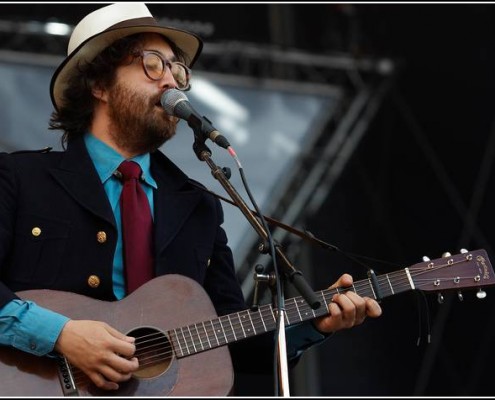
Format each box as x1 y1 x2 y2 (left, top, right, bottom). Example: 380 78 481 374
191 133 321 397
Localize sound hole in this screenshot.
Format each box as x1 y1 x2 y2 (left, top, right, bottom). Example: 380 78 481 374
128 326 173 379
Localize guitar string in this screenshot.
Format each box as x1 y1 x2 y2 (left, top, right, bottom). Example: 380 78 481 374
68 257 481 385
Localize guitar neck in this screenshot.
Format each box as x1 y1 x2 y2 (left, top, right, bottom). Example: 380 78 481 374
169 249 495 358
169 268 413 358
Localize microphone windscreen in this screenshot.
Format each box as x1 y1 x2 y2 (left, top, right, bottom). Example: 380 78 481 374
160 89 188 116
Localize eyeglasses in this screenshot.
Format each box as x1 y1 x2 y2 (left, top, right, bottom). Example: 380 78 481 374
136 50 191 91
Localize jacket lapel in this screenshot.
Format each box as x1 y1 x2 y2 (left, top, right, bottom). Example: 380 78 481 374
151 151 202 254
49 137 116 227
48 138 203 250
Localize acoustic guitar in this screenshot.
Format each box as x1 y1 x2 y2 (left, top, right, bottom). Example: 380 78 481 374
0 249 493 396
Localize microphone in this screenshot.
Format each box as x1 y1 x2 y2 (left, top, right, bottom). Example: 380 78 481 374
160 89 231 149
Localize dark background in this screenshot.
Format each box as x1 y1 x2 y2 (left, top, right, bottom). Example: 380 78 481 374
2 2 495 396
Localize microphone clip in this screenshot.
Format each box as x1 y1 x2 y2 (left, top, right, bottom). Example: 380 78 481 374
192 138 212 162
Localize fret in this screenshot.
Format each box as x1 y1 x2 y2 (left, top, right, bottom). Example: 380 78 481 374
303 297 317 319
310 301 317 318
261 304 277 331
186 325 197 353
171 328 184 357
354 279 373 298
202 321 212 349
211 318 227 346
194 323 204 351
258 307 267 332
220 315 235 343
226 314 237 341
247 311 257 336
322 290 333 311
405 268 415 290
367 277 376 299
209 320 220 347
293 298 303 322
218 316 231 343
387 274 394 294
319 291 329 317
179 327 190 356
286 298 296 324
237 313 247 338
315 290 328 317
396 269 415 294
238 311 256 337
288 295 327 323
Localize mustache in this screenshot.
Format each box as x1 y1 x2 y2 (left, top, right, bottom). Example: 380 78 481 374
152 94 163 107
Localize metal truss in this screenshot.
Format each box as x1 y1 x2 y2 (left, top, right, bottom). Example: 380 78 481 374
189 42 399 301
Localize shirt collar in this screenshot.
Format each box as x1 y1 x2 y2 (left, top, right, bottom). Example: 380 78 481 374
84 133 157 189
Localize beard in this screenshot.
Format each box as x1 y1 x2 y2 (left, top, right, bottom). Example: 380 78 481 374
106 81 178 155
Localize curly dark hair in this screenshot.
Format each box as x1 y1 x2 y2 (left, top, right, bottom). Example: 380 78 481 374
49 33 186 148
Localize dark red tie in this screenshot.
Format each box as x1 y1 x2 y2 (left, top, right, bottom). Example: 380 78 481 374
118 160 154 294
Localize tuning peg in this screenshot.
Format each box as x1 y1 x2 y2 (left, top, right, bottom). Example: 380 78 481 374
460 248 468 254
422 256 431 262
457 291 464 301
476 289 487 299
442 252 452 257
437 293 444 304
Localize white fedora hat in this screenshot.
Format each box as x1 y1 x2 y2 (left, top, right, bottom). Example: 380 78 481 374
50 2 203 111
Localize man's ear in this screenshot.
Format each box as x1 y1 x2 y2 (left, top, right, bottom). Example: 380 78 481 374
92 84 108 102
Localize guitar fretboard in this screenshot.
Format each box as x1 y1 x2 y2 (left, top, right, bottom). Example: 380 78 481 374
169 268 414 357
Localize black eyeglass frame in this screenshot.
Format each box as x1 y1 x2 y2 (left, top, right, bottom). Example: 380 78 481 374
135 50 192 91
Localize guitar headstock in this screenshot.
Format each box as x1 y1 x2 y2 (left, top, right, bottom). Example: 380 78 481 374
409 249 495 296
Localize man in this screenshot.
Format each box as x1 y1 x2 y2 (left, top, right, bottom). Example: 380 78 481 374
0 3 382 395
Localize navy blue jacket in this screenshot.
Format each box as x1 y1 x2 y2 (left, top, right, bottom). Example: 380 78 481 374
0 135 246 313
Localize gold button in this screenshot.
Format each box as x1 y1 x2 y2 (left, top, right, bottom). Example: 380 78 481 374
32 227 41 237
96 231 107 243
87 275 100 288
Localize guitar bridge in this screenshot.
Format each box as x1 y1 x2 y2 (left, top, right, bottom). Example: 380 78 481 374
56 355 78 396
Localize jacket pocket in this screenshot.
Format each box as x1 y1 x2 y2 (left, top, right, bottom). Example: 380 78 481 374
12 214 70 286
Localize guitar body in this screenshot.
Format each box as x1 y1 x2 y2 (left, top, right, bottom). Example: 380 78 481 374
0 274 234 396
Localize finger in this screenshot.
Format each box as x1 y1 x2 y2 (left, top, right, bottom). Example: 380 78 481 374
112 339 136 359
365 298 383 318
107 353 139 375
87 371 119 391
99 363 134 384
331 294 357 328
105 323 136 343
327 300 343 323
102 325 136 358
330 273 353 289
343 291 367 324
